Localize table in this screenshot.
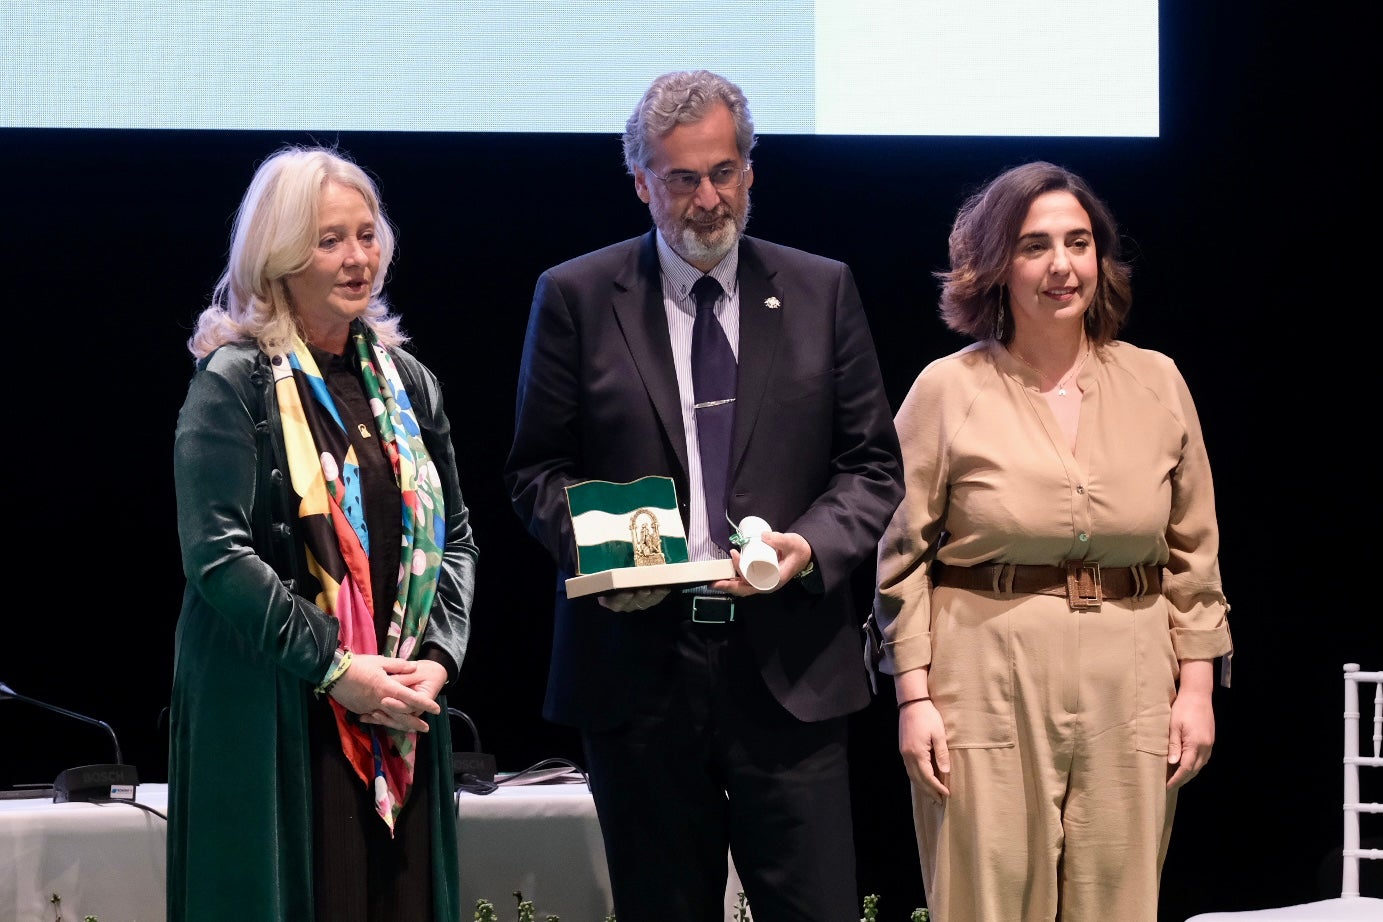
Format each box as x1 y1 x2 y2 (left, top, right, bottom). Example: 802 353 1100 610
1 787 165 922
457 780 621 920
0 782 745 921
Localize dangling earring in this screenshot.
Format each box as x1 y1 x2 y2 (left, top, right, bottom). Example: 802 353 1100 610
994 289 1006 341
1085 279 1099 337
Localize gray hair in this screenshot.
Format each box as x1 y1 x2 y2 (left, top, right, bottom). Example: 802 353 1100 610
622 70 756 174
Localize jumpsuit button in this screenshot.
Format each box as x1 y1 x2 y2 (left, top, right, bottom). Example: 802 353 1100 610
1078 533 1089 542
1076 485 1085 494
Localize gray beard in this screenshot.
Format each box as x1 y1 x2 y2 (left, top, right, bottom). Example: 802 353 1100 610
677 224 737 265
666 198 751 266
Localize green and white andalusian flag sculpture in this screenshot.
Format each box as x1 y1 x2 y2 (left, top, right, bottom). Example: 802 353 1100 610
564 475 688 575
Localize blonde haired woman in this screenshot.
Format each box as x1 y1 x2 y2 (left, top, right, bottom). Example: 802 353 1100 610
170 145 477 922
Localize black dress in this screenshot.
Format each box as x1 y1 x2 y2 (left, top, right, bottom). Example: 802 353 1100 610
306 345 435 922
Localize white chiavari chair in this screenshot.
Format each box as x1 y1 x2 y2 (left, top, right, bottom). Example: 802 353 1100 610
1184 663 1383 921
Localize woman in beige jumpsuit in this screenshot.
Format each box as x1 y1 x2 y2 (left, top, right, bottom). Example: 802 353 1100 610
873 161 1233 921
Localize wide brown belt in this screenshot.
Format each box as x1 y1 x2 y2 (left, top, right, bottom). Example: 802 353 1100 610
933 560 1162 611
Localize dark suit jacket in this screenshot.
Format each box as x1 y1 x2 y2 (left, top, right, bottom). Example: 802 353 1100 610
505 230 903 730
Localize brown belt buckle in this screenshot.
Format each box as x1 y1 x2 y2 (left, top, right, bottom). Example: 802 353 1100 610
1064 560 1102 611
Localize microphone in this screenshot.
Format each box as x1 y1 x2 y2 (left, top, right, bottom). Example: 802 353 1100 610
0 680 138 802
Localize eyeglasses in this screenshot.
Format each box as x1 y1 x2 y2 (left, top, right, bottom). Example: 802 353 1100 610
644 164 749 196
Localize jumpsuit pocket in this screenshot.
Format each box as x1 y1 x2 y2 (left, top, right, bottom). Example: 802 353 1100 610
1133 595 1178 755
927 588 1015 748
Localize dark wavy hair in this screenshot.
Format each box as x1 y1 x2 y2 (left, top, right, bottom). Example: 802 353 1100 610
934 161 1132 346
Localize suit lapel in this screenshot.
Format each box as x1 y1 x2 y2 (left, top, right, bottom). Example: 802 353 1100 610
611 231 690 479
731 239 783 480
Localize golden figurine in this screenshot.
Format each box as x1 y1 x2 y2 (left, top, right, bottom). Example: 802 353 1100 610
629 508 666 566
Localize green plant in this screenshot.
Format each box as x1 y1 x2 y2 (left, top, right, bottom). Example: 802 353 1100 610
863 894 929 922
473 892 560 922
475 890 928 921
46 893 99 922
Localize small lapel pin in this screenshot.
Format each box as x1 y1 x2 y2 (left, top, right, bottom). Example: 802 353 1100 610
764 296 781 310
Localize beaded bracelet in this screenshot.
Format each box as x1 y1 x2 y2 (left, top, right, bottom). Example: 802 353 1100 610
897 696 931 709
315 648 353 697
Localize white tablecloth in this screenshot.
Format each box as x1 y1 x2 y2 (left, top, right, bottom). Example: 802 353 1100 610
1 787 166 922
0 782 745 921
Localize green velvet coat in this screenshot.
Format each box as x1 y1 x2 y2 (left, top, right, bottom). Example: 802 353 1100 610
168 341 476 922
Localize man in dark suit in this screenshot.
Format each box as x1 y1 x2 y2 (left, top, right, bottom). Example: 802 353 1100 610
504 69 903 922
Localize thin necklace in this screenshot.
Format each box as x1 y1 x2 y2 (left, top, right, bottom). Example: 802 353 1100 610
1008 343 1091 397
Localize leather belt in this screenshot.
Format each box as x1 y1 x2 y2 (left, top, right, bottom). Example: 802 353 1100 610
680 594 735 624
933 561 1161 611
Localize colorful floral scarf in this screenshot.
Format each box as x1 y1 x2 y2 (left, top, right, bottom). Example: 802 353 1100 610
271 323 446 833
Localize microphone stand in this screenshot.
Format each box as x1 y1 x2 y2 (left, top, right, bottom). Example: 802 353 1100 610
1 681 139 802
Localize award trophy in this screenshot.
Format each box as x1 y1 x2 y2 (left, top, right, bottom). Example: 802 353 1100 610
563 476 735 598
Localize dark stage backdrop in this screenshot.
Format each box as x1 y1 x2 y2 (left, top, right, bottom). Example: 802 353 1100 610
0 5 1373 920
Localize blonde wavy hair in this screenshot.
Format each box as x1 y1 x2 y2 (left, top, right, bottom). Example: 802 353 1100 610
188 144 407 359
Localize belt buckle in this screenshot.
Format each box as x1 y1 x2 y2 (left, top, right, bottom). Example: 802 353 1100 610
691 596 735 624
1064 560 1102 611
